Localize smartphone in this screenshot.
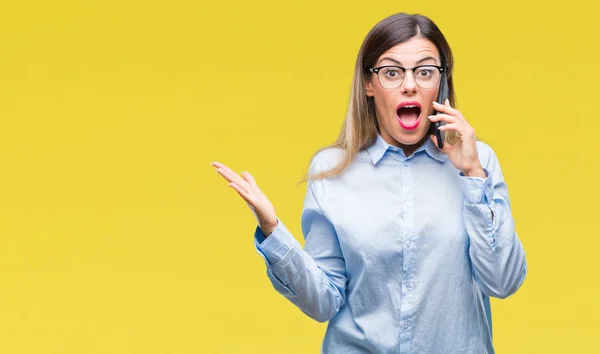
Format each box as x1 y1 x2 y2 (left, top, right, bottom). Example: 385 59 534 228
430 70 449 149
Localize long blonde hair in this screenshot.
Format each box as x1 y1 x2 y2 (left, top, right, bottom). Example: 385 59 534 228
308 13 456 181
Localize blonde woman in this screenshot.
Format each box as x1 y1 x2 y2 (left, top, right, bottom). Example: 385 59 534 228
212 13 526 354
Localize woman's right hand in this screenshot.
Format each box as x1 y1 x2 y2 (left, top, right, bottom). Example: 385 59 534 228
211 161 279 237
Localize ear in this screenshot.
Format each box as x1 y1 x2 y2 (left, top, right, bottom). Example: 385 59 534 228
365 78 375 97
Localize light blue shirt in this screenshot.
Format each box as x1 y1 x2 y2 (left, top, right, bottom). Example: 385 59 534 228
254 135 527 354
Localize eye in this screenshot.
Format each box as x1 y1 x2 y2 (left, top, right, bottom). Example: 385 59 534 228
383 68 402 79
415 67 437 80
416 68 434 78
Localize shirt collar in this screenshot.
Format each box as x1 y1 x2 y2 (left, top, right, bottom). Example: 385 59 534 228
366 134 390 165
423 137 446 163
366 134 446 165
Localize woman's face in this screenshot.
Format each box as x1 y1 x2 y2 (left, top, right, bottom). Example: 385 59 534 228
365 37 442 150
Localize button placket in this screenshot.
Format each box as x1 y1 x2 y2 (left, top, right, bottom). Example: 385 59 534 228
399 156 416 350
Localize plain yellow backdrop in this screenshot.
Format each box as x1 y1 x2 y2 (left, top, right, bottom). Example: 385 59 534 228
0 0 598 353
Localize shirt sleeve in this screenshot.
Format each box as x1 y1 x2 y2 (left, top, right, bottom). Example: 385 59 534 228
253 155 347 322
459 142 527 299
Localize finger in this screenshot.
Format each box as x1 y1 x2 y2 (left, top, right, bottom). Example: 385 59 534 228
212 161 235 180
216 169 251 195
434 101 470 126
438 123 459 131
427 113 457 124
229 182 255 205
212 161 238 177
439 123 475 142
241 171 259 188
211 161 228 170
215 166 248 187
436 121 471 143
214 167 235 183
432 101 460 115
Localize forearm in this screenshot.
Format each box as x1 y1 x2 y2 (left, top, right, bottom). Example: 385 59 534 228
465 197 527 298
255 220 346 322
459 163 527 298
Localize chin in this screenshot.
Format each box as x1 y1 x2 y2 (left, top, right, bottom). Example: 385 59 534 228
391 128 428 146
395 135 425 146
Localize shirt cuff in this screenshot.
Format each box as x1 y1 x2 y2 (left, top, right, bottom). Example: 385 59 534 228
253 219 295 265
459 168 493 204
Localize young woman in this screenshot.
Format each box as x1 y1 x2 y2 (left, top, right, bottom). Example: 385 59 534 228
212 12 526 354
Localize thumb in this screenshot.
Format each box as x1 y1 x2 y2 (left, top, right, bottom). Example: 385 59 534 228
430 134 442 151
430 134 452 153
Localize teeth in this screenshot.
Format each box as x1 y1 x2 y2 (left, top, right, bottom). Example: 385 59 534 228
402 105 417 108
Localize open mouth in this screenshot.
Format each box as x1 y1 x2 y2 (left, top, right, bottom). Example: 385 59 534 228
396 103 421 130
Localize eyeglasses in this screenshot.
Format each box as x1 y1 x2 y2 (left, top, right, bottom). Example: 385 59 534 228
369 65 445 89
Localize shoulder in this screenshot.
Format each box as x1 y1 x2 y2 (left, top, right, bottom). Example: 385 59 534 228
308 148 345 175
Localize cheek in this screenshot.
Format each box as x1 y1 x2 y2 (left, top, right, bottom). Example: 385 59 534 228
423 90 439 114
373 88 395 110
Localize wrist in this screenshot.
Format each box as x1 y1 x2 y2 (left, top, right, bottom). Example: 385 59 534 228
260 218 279 237
462 165 486 178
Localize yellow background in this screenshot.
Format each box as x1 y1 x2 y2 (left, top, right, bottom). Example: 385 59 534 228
0 0 598 353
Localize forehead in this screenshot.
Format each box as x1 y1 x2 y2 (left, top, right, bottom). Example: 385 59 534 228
377 37 440 65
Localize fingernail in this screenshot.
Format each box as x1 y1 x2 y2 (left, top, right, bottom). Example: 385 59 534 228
427 115 435 119
433 101 441 105
445 98 450 105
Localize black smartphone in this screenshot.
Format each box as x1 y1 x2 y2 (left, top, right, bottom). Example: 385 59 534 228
430 70 449 149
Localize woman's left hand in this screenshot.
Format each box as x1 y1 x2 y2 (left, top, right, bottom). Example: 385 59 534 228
428 99 486 178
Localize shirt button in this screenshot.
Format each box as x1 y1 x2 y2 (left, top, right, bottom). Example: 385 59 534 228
405 201 411 208
403 161 408 167
403 280 412 289
404 240 411 249
403 321 411 330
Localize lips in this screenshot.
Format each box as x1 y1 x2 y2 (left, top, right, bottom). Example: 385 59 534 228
396 101 422 130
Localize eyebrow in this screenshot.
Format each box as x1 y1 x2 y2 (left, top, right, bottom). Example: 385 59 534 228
379 56 438 66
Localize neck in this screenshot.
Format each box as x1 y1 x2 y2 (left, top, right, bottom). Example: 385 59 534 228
384 133 429 158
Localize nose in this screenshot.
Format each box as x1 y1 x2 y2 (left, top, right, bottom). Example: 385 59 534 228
401 71 418 95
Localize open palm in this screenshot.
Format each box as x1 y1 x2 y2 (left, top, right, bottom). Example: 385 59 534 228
211 161 278 236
